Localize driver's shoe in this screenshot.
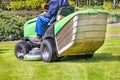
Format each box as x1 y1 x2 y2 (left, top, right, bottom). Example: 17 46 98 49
32 34 42 42
32 37 42 42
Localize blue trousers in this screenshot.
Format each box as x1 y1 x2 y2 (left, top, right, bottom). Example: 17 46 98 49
35 15 50 35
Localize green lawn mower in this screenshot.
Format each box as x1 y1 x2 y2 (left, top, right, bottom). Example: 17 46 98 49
14 7 108 62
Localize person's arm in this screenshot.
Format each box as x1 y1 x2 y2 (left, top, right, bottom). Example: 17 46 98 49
44 0 59 18
41 0 50 10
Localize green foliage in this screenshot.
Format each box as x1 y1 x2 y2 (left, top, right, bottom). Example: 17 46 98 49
7 1 25 10
107 9 120 23
0 14 27 41
108 13 120 23
25 0 44 10
0 9 2 12
0 0 120 10
102 1 113 10
69 0 76 7
7 0 44 10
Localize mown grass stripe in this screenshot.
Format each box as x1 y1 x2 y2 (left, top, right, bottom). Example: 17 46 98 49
106 34 120 38
107 23 120 27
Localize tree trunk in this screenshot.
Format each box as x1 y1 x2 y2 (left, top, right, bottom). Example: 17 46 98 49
89 0 91 6
86 0 92 6
113 0 116 8
86 0 89 6
76 0 80 7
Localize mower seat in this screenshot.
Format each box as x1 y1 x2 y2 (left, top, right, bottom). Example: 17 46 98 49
57 6 74 17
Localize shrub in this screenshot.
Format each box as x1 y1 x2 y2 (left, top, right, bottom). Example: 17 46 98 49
106 8 120 23
0 9 2 12
7 1 25 10
7 0 44 10
25 0 44 10
108 13 120 23
0 14 27 41
102 1 113 11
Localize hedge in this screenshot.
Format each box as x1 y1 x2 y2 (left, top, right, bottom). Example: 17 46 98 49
108 13 120 23
0 14 26 41
7 0 44 10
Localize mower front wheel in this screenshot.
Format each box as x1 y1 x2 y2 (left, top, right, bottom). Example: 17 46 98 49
14 41 31 60
41 39 58 62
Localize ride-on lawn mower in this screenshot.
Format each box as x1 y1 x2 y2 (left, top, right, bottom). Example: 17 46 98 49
14 7 108 62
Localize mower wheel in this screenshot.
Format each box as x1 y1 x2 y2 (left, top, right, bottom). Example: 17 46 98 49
14 41 31 60
41 39 58 62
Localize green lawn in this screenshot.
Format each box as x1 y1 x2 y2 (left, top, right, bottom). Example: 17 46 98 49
96 38 120 54
0 26 120 80
107 26 120 34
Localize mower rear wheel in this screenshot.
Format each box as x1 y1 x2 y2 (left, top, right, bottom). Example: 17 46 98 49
41 39 58 62
14 41 31 60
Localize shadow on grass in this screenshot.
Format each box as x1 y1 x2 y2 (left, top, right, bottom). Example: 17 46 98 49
0 49 10 54
61 53 120 63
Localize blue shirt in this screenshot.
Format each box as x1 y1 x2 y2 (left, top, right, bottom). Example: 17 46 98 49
44 0 69 24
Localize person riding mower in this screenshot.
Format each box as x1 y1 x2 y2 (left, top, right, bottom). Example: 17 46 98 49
14 1 108 62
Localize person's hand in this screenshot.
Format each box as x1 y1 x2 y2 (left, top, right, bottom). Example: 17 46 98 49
44 4 48 9
41 3 48 9
57 15 64 21
40 9 47 15
40 11 46 15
